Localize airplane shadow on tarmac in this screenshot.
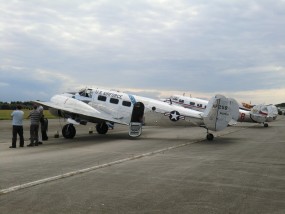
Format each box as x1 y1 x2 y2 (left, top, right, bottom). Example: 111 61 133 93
39 129 200 150
248 126 273 129
37 126 241 150
45 132 130 145
200 137 239 145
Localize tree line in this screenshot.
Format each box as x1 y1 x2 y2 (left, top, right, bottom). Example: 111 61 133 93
0 101 48 110
276 103 285 108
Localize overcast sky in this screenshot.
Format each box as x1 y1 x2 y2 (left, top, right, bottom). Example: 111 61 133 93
1 0 284 104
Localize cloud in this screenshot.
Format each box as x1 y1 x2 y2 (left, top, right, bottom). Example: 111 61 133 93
0 0 284 104
0 82 9 87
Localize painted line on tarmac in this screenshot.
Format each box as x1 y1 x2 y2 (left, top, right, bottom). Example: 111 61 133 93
0 138 206 195
215 126 249 138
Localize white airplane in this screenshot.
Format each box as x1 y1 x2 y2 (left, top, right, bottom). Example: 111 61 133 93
167 94 273 127
35 87 239 141
266 104 278 121
234 102 277 122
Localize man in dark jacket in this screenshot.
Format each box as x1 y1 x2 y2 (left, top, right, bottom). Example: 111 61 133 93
41 115 48 141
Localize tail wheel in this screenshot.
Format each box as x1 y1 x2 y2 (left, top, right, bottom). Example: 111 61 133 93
96 122 109 134
206 133 214 141
62 124 76 139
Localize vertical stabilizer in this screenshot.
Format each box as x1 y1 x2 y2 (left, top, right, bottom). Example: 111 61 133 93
202 95 236 131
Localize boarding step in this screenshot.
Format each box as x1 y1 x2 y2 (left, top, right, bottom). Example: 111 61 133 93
129 122 142 137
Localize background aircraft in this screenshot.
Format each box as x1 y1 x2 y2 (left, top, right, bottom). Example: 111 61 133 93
36 87 239 141
166 94 274 127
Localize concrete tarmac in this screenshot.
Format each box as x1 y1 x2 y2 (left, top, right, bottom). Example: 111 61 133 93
0 118 285 213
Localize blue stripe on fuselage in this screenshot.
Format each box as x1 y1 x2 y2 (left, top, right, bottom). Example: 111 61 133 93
128 94 136 105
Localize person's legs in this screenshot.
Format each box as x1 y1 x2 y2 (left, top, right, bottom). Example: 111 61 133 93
28 125 35 146
34 125 39 146
18 126 24 147
11 126 17 148
38 122 42 143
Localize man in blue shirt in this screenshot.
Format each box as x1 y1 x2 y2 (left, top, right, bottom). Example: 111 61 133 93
10 105 25 148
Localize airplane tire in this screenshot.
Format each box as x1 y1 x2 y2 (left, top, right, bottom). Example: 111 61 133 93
96 123 108 134
62 124 76 139
206 133 214 141
264 123 269 128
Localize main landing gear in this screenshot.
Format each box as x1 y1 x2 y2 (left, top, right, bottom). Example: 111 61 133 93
96 122 109 135
62 122 109 139
62 124 76 139
263 123 269 127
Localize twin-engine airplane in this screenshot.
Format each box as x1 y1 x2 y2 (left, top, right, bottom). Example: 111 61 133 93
167 94 274 127
240 102 278 120
36 87 239 141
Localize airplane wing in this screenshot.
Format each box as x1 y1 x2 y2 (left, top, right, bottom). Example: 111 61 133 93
35 95 129 126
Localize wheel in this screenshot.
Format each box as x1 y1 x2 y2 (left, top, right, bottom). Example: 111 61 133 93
264 123 269 128
96 122 109 134
62 124 76 139
206 133 214 141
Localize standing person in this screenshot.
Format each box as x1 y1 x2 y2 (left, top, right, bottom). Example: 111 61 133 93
10 105 25 148
27 105 41 147
41 114 49 141
36 104 44 145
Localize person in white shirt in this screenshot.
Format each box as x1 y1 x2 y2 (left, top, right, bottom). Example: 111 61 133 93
10 105 25 148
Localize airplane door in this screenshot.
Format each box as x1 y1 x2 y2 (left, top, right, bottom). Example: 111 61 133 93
129 102 144 137
131 102 144 123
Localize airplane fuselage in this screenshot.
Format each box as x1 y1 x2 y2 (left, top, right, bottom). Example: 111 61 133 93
71 88 204 127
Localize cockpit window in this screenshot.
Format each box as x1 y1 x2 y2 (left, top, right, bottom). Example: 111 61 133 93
86 89 92 98
79 89 86 96
79 88 93 98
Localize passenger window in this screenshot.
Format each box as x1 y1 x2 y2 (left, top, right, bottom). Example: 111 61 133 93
110 98 119 104
122 101 131 107
98 95 107 101
190 102 195 106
